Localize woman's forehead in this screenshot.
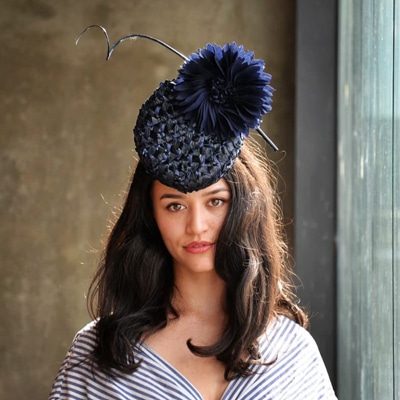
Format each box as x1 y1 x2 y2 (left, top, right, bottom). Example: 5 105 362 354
152 179 230 199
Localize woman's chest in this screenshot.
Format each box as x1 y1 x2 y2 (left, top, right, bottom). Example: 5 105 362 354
144 322 229 400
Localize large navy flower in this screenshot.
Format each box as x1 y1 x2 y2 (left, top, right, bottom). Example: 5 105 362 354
174 42 274 139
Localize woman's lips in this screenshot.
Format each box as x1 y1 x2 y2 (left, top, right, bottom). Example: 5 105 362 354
184 241 214 254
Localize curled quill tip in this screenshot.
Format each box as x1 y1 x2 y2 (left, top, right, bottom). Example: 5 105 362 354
76 24 111 60
76 24 188 61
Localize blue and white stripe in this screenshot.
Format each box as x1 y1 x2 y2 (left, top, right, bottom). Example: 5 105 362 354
48 316 337 399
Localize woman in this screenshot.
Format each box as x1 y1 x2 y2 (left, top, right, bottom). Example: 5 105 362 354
49 26 336 399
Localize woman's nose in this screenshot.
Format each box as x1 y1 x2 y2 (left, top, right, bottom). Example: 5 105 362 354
186 207 208 234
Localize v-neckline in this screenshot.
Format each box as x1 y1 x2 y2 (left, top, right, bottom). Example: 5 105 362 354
137 341 234 400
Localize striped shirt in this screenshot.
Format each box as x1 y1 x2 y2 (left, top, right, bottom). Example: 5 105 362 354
48 316 337 399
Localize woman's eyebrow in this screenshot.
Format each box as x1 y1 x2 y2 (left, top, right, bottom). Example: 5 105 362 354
159 187 230 200
159 193 184 200
202 188 230 197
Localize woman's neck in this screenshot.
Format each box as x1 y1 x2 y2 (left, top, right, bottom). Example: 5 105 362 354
172 270 227 318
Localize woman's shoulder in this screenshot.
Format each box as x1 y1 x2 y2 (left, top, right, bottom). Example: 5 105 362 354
256 314 328 375
252 315 337 397
262 314 318 352
67 320 99 357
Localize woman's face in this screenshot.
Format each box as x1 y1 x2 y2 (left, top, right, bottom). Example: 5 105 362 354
152 179 231 275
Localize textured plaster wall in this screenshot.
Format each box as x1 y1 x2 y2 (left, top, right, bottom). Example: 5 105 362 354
0 1 295 398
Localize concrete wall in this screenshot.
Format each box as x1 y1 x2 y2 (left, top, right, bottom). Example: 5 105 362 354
0 1 295 398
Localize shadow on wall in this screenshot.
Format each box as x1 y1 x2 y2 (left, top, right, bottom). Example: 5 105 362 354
0 1 295 398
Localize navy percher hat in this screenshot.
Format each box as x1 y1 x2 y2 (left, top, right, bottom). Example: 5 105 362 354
77 25 277 193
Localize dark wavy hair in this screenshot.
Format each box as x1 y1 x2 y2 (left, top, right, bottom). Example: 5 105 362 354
87 138 308 380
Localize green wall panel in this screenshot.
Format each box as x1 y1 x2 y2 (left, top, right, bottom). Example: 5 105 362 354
394 2 400 399
338 0 398 398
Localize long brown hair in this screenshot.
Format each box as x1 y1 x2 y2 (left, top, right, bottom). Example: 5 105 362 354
87 138 307 379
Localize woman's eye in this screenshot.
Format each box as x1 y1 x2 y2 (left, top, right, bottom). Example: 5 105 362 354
167 203 185 212
209 198 224 207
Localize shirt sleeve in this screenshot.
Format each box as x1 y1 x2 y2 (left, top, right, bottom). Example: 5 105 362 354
275 327 337 399
48 322 102 400
232 316 338 400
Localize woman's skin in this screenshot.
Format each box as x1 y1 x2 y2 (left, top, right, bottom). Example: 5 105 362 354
146 179 232 400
